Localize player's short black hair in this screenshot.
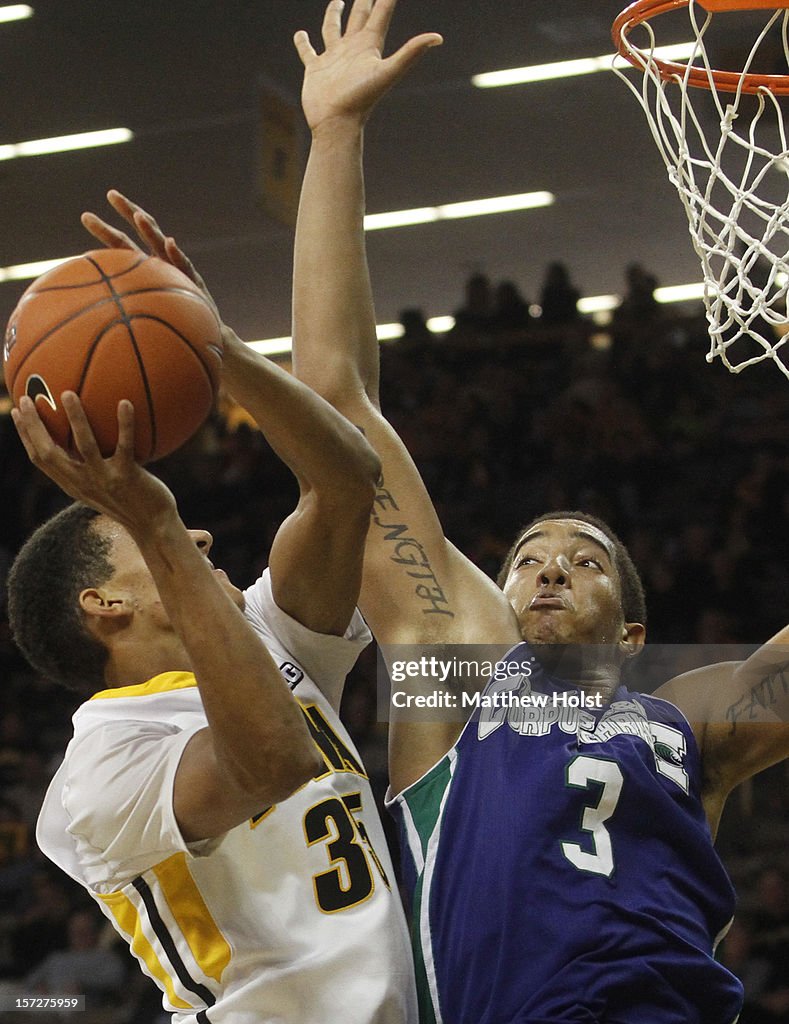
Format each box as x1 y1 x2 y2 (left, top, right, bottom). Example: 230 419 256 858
7 503 114 693
496 510 647 626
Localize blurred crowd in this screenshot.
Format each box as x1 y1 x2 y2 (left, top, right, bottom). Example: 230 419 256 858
0 270 788 1022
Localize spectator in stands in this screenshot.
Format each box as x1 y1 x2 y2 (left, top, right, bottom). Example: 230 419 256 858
398 307 433 347
491 280 531 331
614 262 661 323
750 867 789 979
451 271 495 335
8 868 73 978
25 907 125 1004
538 261 581 325
719 915 776 1024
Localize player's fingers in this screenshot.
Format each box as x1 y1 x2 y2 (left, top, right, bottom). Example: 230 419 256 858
293 30 317 65
61 391 102 462
114 400 136 459
81 213 142 253
12 396 65 466
133 211 169 260
321 0 344 46
106 189 145 230
384 33 443 82
164 235 195 277
10 404 39 462
346 0 373 35
108 191 170 251
162 237 218 314
367 0 397 41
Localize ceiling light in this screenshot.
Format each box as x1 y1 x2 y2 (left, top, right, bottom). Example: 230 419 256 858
363 207 436 231
472 43 696 88
426 316 455 333
440 193 554 219
0 5 32 24
0 256 71 283
654 282 705 303
577 294 619 315
248 337 294 357
364 191 554 231
0 127 133 162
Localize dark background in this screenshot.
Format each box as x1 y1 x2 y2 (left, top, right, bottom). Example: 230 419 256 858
0 2 788 1021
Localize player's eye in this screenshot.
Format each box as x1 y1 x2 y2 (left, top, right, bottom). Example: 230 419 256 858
577 557 602 569
515 555 539 568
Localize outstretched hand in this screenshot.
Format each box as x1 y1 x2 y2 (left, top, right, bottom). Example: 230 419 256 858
12 392 177 530
294 0 442 132
81 190 220 320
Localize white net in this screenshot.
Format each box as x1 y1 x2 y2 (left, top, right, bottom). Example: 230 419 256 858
614 0 789 380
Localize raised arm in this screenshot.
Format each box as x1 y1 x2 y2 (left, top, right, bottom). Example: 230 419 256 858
291 0 517 649
82 191 380 638
655 626 789 834
11 394 321 842
213 330 381 637
291 0 520 791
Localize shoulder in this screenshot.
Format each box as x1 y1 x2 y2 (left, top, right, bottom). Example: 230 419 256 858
635 687 695 729
71 672 203 733
63 678 206 810
244 567 371 648
243 566 371 710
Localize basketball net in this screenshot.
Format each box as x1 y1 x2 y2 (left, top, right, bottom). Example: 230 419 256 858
613 0 789 380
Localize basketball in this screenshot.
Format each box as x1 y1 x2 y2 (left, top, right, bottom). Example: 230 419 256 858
2 248 223 463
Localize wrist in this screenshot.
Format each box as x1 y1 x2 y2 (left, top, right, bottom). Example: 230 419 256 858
220 326 246 360
125 499 182 542
310 114 366 145
220 330 269 393
126 507 191 570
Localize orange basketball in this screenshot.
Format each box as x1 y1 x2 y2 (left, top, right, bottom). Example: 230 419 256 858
2 248 223 463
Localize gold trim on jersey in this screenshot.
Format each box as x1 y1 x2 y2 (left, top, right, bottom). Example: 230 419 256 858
249 804 277 830
302 790 382 915
153 853 231 983
299 702 368 781
99 889 194 1011
90 672 198 701
249 703 369 832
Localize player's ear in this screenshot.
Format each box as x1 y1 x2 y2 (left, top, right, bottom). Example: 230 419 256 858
79 588 133 620
619 621 646 658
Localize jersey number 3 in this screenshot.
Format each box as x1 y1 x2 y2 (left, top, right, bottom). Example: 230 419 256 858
561 755 623 877
304 792 391 913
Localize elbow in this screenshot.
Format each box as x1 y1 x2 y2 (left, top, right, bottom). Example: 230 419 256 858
263 744 322 804
332 462 378 528
219 726 322 808
355 440 382 501
316 432 380 520
344 433 382 506
301 365 378 417
294 743 323 786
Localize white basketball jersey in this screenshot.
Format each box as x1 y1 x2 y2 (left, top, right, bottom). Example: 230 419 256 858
37 571 416 1024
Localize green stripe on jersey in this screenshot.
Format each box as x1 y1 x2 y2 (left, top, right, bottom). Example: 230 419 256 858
401 754 454 859
398 753 456 1024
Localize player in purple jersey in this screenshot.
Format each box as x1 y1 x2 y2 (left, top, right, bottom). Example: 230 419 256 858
290 2 789 1021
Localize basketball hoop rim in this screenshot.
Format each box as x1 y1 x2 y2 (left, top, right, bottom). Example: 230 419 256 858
613 0 789 94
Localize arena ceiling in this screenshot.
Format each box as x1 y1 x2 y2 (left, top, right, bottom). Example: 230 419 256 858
0 1 775 346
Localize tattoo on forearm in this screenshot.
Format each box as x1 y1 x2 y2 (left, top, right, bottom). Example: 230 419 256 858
725 665 789 734
371 475 454 618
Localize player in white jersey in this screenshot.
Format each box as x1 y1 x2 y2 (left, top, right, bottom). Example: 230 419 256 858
35 572 412 1022
8 197 417 1023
